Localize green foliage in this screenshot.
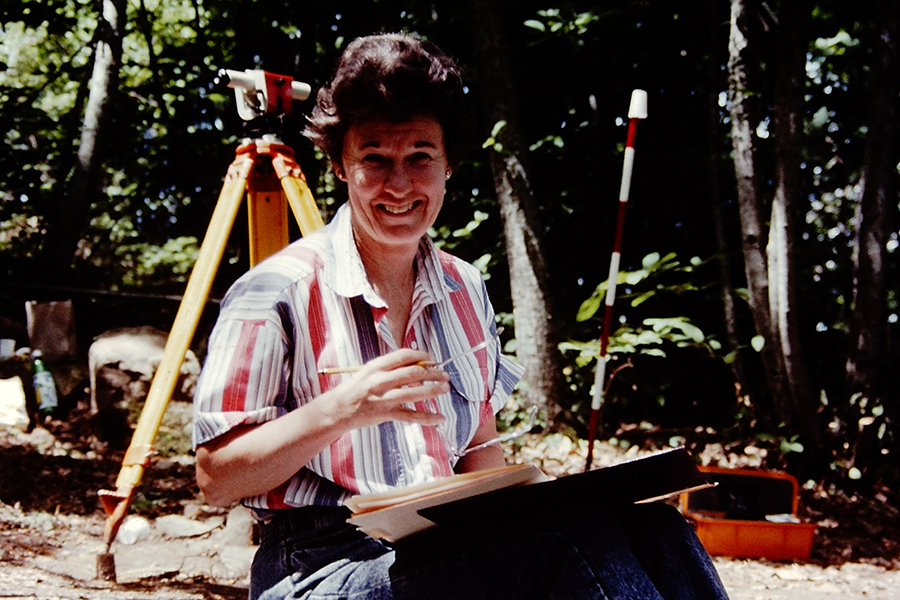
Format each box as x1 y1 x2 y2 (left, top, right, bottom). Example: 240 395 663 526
118 236 200 287
1 0 237 287
430 210 490 251
576 252 708 323
524 7 602 38
482 120 507 153
560 313 718 369
430 209 493 277
560 251 728 428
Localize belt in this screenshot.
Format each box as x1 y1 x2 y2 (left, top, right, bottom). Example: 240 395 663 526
258 505 353 545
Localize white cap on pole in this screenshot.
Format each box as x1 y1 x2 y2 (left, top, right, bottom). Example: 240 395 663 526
628 89 648 120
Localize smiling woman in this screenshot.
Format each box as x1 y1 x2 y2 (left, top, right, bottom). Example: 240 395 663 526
340 116 448 255
192 32 731 600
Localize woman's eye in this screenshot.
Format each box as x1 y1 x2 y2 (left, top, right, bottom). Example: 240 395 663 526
362 154 389 165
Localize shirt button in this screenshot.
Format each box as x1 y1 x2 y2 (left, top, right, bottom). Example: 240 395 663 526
410 341 418 350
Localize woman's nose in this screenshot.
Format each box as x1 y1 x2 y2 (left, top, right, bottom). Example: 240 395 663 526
383 163 413 195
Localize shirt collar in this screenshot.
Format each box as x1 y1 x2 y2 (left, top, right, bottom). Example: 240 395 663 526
323 204 452 310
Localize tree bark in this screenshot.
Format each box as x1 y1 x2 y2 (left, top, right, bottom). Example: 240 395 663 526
468 0 568 420
769 0 821 456
706 0 746 394
846 0 899 470
727 0 791 420
53 0 126 278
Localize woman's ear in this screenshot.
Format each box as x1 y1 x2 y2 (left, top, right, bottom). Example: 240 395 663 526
333 163 346 182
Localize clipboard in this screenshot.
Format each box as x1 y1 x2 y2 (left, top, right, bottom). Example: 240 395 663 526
345 447 714 542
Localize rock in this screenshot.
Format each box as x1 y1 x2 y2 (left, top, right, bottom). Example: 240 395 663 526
155 514 223 539
182 502 204 519
88 326 200 415
116 515 152 545
24 426 58 453
0 376 29 431
25 300 78 363
214 545 257 581
219 506 255 547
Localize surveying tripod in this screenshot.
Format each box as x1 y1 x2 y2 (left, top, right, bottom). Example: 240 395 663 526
96 69 325 581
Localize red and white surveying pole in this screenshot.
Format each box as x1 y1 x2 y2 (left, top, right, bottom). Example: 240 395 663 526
585 89 647 472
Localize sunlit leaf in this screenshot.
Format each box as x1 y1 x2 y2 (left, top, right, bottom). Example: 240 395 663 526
577 294 602 322
624 270 646 285
751 335 765 352
641 252 660 269
630 290 655 306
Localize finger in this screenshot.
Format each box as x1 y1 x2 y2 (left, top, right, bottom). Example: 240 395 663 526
359 363 448 399
364 348 433 373
390 363 450 387
392 406 446 427
377 380 450 405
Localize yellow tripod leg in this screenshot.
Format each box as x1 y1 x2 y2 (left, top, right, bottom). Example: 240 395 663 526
273 152 325 235
99 156 252 554
247 182 290 266
246 138 322 263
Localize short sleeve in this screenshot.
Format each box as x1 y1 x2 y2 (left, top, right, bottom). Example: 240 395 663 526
487 352 526 415
192 307 291 449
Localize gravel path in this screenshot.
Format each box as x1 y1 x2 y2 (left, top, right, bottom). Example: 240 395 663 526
714 557 900 599
2 506 898 600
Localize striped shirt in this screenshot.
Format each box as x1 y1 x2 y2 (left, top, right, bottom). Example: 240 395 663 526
192 204 524 511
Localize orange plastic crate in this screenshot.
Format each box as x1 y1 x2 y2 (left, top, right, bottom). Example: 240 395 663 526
680 466 817 560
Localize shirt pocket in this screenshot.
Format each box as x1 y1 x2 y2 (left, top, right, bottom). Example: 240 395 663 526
440 352 491 456
443 351 489 405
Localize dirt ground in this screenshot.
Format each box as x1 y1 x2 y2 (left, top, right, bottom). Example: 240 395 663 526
1 399 898 600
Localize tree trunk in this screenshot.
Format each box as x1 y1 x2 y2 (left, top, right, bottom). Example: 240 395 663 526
706 0 746 395
52 0 126 279
468 0 568 420
769 0 822 457
846 0 899 472
727 0 791 420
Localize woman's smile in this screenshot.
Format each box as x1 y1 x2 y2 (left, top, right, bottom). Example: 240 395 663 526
381 200 421 215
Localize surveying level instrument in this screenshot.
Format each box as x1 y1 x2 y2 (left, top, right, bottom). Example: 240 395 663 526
217 68 312 120
97 69 325 581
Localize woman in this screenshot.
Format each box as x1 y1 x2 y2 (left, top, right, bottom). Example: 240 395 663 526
193 33 729 600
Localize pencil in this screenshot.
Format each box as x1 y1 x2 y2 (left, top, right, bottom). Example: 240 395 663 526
317 328 501 376
317 360 437 375
317 365 364 375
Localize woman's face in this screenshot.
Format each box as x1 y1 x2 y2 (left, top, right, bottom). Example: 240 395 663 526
340 115 449 256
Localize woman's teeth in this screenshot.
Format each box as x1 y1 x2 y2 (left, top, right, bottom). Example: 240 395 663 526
382 203 415 214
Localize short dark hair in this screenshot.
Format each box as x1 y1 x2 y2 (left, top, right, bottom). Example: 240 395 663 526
305 33 470 168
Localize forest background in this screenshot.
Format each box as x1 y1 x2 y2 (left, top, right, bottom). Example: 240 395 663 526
0 0 898 500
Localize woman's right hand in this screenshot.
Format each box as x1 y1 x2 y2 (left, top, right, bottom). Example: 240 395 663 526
315 348 450 431
196 348 450 506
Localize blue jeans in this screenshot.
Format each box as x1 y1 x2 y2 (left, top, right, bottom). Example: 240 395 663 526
251 503 729 600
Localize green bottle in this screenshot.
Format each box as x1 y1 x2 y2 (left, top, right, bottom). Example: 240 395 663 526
32 349 58 417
